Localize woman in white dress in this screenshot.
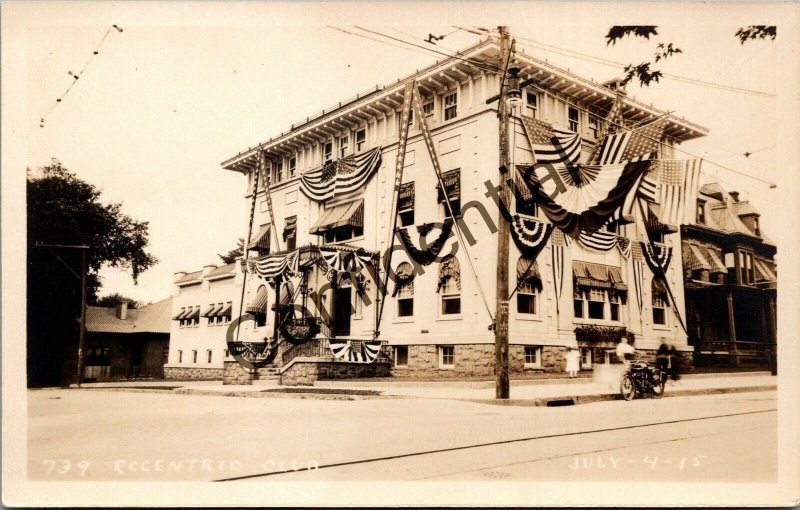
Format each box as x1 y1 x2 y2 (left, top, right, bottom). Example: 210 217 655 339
565 347 580 378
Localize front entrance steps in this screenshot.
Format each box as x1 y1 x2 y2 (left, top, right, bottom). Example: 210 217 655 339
253 366 280 385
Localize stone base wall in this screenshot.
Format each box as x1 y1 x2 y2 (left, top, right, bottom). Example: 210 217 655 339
164 367 224 381
222 361 254 385
280 359 392 386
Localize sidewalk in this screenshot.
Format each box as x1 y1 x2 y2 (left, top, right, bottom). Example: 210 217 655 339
74 371 777 406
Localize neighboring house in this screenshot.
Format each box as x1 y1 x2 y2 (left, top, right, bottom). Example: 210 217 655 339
682 183 777 368
84 298 171 381
220 37 708 378
164 263 243 380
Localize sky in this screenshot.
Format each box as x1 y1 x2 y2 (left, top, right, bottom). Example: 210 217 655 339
4 2 797 304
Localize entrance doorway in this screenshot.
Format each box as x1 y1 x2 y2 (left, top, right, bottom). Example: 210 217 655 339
333 287 352 337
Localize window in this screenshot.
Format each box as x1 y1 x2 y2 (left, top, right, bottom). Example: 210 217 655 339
338 135 349 158
516 198 538 217
273 160 283 183
439 346 455 368
588 115 600 138
323 141 333 163
574 290 585 319
397 281 414 317
525 92 538 118
517 282 537 315
588 289 605 320
192 350 198 363
609 291 620 322
437 169 461 219
422 100 434 117
178 350 183 363
356 129 366 152
206 350 213 363
394 346 408 367
398 182 415 227
439 256 461 316
696 200 706 224
652 295 667 325
568 106 579 132
289 157 296 178
224 349 230 358
524 346 541 367
581 348 592 369
162 346 169 364
178 308 186 328
753 217 760 236
323 226 363 244
284 216 297 251
739 251 755 285
443 91 458 121
604 221 619 234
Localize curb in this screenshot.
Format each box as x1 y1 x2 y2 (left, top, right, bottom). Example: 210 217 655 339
456 384 777 407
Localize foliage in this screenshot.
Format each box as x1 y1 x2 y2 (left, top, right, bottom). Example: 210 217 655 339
574 324 633 343
735 25 776 44
218 237 244 264
605 26 659 45
93 292 140 309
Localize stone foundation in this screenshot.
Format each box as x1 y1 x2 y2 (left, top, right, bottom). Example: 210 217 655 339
280 358 392 386
164 366 224 381
222 361 254 385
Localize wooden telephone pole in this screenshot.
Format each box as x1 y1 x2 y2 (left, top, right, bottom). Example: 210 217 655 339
495 26 512 399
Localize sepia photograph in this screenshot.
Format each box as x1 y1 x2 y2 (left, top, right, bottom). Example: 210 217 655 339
2 2 799 506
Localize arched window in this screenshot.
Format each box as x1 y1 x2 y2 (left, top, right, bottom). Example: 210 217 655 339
394 262 415 318
437 255 461 315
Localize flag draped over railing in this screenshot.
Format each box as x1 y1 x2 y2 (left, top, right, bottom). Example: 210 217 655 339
591 117 668 165
328 339 383 363
299 147 382 201
254 251 299 280
576 227 618 252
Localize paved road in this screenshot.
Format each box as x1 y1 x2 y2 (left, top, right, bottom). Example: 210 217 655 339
27 389 776 483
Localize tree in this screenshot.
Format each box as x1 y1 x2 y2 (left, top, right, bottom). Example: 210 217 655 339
218 237 244 264
605 25 775 87
27 159 157 387
93 293 140 309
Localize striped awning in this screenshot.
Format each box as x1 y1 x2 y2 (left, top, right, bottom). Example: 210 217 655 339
646 204 678 235
248 224 271 250
754 259 776 282
185 307 200 320
172 309 187 320
573 261 626 291
684 244 711 271
310 200 364 234
246 286 269 314
216 302 232 318
652 277 669 301
202 304 220 317
706 249 727 273
436 169 460 203
516 257 542 291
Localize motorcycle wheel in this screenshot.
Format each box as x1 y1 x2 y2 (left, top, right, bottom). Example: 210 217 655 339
652 375 666 398
620 374 636 401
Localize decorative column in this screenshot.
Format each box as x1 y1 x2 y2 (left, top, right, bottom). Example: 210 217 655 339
726 290 739 367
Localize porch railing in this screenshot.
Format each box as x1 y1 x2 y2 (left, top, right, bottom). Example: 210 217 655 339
281 338 332 366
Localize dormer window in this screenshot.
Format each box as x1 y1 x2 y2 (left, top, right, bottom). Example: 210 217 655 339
696 200 706 224
753 217 760 236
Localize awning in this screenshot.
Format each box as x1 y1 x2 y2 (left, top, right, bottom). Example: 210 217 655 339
516 257 542 292
398 182 415 211
248 224 271 250
646 204 678 235
186 307 200 320
245 286 269 314
436 169 460 203
216 303 232 318
573 261 626 291
172 309 187 320
310 200 364 234
437 255 461 292
754 259 776 282
652 277 669 302
202 304 220 317
684 244 711 271
705 248 727 273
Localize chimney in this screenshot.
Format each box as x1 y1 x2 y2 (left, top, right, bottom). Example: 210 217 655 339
202 264 217 276
117 301 129 320
729 191 740 202
173 271 187 283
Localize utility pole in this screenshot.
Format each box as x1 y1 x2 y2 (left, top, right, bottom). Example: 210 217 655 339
35 243 90 387
495 26 512 399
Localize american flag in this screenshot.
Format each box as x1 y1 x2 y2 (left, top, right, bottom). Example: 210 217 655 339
653 159 703 225
521 117 581 166
593 117 668 165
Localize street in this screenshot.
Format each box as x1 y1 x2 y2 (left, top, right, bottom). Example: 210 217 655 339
27 389 776 482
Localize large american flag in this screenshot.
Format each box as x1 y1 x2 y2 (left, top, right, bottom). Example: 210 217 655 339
593 117 668 165
521 117 582 166
652 159 703 225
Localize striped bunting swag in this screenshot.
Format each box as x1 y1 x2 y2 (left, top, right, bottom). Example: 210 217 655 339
617 236 632 258
632 259 645 312
577 228 618 252
652 159 703 225
254 251 298 280
550 230 567 314
299 147 382 202
640 241 673 275
328 340 383 364
510 214 553 259
592 117 668 165
521 117 581 166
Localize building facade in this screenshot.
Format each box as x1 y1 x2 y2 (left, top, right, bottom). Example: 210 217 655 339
221 38 708 379
164 263 242 380
682 183 777 369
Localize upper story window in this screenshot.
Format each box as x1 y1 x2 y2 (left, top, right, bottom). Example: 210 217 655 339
525 92 538 118
438 255 461 316
588 114 600 139
311 200 364 244
696 200 706 224
338 135 349 158
423 100 434 117
356 129 366 152
398 182 415 227
753 217 760 236
289 157 297 178
739 251 755 285
395 262 414 318
443 91 458 121
272 160 283 183
568 106 580 132
437 169 461 219
284 215 297 251
652 279 669 326
516 257 541 315
323 141 333 163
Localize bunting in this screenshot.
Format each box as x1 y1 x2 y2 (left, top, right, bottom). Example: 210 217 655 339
299 147 383 201
254 251 298 280
577 228 618 252
510 214 553 259
640 242 673 275
550 230 567 314
592 117 668 165
632 259 645 312
396 220 454 266
328 340 383 363
520 117 582 167
617 236 632 258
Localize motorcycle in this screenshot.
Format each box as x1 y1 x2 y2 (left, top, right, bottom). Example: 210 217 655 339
620 361 666 400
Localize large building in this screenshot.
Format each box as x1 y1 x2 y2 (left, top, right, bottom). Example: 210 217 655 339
220 37 708 381
682 183 777 369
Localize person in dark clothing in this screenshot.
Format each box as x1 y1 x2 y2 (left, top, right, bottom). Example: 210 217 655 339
656 342 670 373
668 344 681 382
